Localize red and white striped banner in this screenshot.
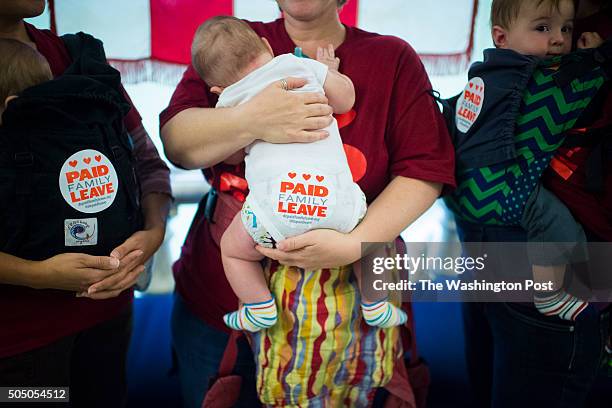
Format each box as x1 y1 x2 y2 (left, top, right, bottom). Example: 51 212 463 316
30 0 479 83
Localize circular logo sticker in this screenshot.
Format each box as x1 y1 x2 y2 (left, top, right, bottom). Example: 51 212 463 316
58 149 119 214
455 76 485 133
274 168 336 230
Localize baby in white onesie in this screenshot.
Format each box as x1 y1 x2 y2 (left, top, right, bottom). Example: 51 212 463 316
191 16 407 332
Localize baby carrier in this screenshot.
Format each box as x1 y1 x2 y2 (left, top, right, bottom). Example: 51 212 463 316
437 42 612 225
439 42 612 171
0 32 141 261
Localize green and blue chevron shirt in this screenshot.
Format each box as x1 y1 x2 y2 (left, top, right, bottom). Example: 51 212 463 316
446 47 608 225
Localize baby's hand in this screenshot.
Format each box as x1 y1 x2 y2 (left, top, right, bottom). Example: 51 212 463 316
316 44 340 71
577 32 603 49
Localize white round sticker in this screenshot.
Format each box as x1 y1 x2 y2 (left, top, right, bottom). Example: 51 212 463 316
58 149 119 214
274 168 336 230
455 76 485 133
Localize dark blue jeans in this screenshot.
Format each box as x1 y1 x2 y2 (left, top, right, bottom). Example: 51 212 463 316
170 293 260 408
457 220 611 408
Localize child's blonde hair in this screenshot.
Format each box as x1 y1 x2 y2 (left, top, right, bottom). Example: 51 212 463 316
0 38 52 103
192 15 270 87
491 0 572 28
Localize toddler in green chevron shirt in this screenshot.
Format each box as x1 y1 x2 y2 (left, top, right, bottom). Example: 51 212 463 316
492 0 604 320
448 0 606 321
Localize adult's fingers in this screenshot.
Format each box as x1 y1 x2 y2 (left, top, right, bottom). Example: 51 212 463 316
118 250 144 276
292 130 329 143
299 92 329 105
86 266 144 299
283 77 308 90
256 246 305 267
109 232 141 260
304 103 334 118
88 250 143 293
80 255 120 271
302 117 333 131
276 234 312 252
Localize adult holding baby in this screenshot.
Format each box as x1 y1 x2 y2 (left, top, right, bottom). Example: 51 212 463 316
161 0 455 406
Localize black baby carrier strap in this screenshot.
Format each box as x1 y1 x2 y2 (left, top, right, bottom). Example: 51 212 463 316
0 32 141 261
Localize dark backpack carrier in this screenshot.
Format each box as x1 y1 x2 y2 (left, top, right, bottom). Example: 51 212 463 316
0 33 141 261
434 41 612 189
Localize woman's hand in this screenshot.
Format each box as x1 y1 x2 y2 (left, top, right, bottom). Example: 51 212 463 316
577 31 603 49
79 225 165 299
256 229 361 270
241 77 334 144
81 192 171 299
33 253 121 292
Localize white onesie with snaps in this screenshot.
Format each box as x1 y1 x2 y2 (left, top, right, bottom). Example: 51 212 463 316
216 54 365 243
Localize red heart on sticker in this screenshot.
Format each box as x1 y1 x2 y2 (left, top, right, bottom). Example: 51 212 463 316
316 175 324 182
69 160 78 167
302 174 311 180
469 82 473 88
288 172 296 179
83 157 91 164
94 155 102 162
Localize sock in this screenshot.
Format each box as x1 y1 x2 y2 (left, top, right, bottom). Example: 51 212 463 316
223 297 278 332
361 299 407 328
534 289 588 321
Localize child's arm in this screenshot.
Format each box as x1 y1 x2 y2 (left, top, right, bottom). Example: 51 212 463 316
316 45 355 114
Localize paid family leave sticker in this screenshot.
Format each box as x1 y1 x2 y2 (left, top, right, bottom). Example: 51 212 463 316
64 218 98 246
58 149 119 214
275 169 336 229
455 76 485 133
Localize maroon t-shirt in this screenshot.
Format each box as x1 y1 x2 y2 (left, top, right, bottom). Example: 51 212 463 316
159 19 456 332
0 24 171 358
542 11 612 241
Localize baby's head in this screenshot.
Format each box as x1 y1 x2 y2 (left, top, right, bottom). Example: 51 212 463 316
192 16 273 93
491 0 575 58
0 38 52 118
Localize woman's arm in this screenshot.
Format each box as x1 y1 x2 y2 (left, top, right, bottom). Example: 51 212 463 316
81 192 172 299
161 77 333 169
256 44 454 270
0 251 122 291
0 191 168 296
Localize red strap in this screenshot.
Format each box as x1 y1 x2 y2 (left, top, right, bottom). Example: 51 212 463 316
217 331 241 377
218 172 247 203
219 172 248 193
48 0 57 34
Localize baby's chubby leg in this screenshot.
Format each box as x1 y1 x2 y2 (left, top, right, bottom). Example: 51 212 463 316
220 213 277 331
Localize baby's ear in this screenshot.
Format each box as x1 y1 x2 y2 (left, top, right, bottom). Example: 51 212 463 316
261 37 274 56
210 86 224 95
491 25 507 48
4 95 18 108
